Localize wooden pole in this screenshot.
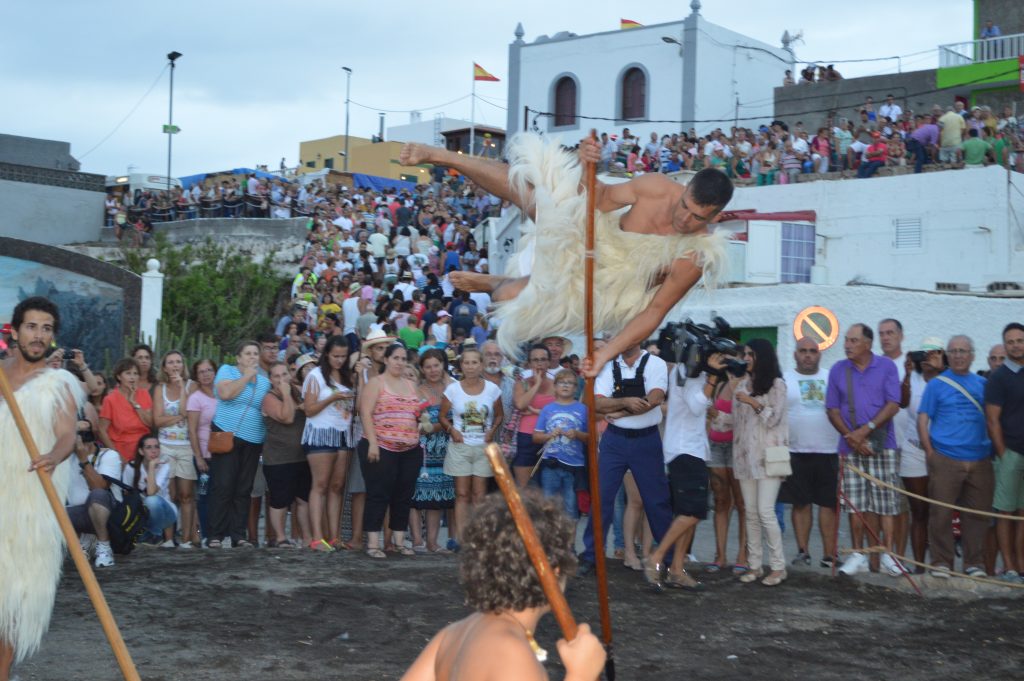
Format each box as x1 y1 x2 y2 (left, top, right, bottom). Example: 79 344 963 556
484 444 578 641
583 129 615 679
0 366 141 681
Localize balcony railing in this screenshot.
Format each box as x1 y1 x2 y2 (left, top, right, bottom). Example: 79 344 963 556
938 32 1024 68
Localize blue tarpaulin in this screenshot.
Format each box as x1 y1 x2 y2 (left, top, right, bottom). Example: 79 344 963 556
178 167 293 189
352 173 417 193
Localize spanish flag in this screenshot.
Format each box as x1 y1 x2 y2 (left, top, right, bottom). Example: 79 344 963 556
621 18 643 30
473 63 500 82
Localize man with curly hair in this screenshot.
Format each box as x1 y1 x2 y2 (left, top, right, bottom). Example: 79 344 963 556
401 492 605 681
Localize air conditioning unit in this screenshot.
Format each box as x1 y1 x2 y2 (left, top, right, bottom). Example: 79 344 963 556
987 281 1023 293
935 282 969 292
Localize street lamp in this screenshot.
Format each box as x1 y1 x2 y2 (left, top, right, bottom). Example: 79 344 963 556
342 66 352 172
166 51 182 195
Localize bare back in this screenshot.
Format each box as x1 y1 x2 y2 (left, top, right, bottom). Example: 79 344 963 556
402 614 546 681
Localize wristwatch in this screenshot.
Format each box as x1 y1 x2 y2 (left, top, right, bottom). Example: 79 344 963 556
867 420 877 431
78 460 92 471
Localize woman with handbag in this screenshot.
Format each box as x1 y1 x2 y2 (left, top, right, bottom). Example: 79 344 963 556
208 341 271 549
732 339 790 586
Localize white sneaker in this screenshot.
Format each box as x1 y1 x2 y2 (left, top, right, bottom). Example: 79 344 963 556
79 533 96 558
178 541 194 550
880 553 903 577
159 540 177 549
839 552 869 575
930 565 951 579
94 542 115 568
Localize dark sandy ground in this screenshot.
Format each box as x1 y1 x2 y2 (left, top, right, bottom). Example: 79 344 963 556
12 545 1024 681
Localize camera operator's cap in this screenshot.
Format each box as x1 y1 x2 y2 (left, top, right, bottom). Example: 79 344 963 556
920 336 945 352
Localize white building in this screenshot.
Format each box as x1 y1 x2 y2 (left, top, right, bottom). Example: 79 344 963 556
387 115 505 157
504 1 791 138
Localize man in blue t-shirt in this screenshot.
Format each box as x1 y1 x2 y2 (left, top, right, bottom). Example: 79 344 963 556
918 334 993 577
533 369 588 519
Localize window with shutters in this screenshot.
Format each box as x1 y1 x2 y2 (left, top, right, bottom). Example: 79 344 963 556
620 67 646 120
553 76 577 127
780 222 815 283
893 217 922 250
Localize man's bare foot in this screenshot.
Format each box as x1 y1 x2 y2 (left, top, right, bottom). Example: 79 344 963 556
449 270 498 294
400 143 433 167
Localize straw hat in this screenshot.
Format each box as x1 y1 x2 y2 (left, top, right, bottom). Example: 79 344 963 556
362 327 395 352
541 335 573 355
294 354 317 374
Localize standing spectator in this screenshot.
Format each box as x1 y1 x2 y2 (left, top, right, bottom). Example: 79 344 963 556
918 335 993 578
342 282 363 353
358 342 424 558
705 359 748 574
780 337 839 569
827 324 902 577
533 369 589 519
123 435 179 546
301 337 356 552
938 106 966 163
261 362 311 549
410 348 455 553
512 345 557 486
878 95 903 122
98 358 153 463
986 322 1024 582
208 341 272 549
131 344 157 395
732 340 789 586
187 359 218 542
152 351 198 548
779 141 801 184
440 348 504 545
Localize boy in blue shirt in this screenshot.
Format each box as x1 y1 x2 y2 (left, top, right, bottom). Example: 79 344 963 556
533 369 589 519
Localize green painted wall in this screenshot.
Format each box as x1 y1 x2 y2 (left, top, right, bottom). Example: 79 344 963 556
936 58 1018 88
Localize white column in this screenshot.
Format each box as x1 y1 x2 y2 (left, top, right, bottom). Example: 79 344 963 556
139 258 164 344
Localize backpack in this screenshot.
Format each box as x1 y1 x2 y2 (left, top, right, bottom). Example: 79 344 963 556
101 475 149 555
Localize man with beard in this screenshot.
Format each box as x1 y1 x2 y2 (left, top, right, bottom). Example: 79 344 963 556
1 297 84 681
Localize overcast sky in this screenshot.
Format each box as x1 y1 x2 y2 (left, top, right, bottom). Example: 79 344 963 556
1 1 972 177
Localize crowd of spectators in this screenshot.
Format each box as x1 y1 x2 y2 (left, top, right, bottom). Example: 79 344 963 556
593 97 1024 183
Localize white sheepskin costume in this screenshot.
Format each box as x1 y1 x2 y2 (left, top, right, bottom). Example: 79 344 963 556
0 369 84 663
494 133 727 357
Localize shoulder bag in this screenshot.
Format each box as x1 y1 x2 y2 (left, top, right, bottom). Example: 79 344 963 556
208 380 258 454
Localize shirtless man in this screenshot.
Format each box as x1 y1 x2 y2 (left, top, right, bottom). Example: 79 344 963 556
400 136 734 378
1 297 81 681
401 492 605 681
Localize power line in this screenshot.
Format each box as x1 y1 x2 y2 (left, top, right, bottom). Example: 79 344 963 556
79 65 168 160
349 94 471 114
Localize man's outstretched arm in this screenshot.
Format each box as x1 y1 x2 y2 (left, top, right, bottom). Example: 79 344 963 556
584 257 703 378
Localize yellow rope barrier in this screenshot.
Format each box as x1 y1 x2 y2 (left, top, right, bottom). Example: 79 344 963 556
838 546 1024 590
843 462 1024 521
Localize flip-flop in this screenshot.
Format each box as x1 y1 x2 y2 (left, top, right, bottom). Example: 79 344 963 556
731 564 750 575
704 562 722 573
366 548 387 559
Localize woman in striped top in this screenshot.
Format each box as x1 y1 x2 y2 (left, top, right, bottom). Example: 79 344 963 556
358 341 423 559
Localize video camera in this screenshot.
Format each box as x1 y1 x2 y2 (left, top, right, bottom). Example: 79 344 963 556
657 317 748 382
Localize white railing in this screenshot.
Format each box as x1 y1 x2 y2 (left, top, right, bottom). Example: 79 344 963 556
938 33 1024 68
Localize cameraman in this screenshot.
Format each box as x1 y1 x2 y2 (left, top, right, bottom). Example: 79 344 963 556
642 353 729 590
65 420 123 568
579 342 672 579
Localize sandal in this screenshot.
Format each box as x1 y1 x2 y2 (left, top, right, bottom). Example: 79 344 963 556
394 545 416 556
276 539 299 549
640 557 664 591
309 539 335 553
207 539 222 549
704 562 722 574
622 556 643 571
366 547 387 559
665 569 705 592
731 563 750 575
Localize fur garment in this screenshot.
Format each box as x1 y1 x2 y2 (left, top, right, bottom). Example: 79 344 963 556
0 369 84 663
494 132 726 357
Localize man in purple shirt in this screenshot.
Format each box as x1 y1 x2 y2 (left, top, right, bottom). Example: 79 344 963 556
907 115 939 174
825 323 902 577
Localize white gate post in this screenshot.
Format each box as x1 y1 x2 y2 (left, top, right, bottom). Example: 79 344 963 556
139 258 164 345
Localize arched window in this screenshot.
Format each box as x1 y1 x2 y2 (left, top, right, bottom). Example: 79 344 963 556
621 67 646 120
554 76 577 127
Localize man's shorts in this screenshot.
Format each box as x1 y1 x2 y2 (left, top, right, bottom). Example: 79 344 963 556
993 448 1024 512
263 461 312 510
444 441 494 478
779 453 838 508
938 146 959 163
707 441 733 469
841 449 900 515
667 454 709 520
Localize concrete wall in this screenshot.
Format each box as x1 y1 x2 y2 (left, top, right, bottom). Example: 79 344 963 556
773 69 938 133
0 177 103 244
730 165 1024 292
672 283 1021 374
0 134 80 170
153 217 308 243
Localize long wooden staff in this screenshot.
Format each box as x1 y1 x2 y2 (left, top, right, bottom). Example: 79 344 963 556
583 130 615 679
484 443 578 640
0 365 141 681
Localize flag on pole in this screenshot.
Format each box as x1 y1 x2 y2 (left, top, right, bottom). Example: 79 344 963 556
473 63 500 82
620 18 643 29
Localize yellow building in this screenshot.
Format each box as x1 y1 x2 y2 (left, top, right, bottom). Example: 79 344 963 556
297 135 430 184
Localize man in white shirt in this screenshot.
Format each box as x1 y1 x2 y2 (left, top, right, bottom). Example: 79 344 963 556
878 95 903 123
342 283 363 353
64 423 123 568
332 209 354 232
579 344 673 582
779 337 839 569
368 226 390 264
394 271 418 302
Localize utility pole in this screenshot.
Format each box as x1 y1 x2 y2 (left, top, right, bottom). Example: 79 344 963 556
342 66 352 172
165 51 182 194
